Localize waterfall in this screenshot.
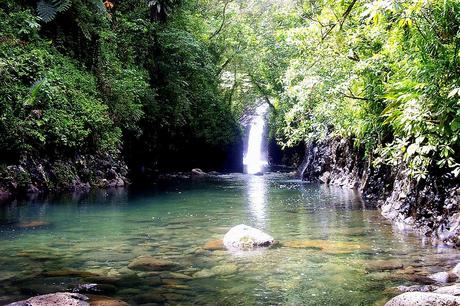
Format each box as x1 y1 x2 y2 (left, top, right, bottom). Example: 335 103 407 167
243 104 268 174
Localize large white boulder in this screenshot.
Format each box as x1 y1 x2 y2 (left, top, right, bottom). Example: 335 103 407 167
385 292 460 306
434 284 460 296
223 224 275 250
7 293 89 306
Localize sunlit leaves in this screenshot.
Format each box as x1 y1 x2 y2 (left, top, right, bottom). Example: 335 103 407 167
448 87 460 99
254 0 460 179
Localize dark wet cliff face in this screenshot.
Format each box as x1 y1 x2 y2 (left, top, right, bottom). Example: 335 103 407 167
268 138 304 170
297 138 366 187
0 154 129 197
298 137 460 247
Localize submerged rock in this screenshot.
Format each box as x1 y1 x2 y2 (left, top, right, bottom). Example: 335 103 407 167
284 240 367 254
365 260 404 272
133 292 165 304
211 264 238 275
18 283 67 296
42 269 99 278
374 271 435 284
193 263 238 279
385 292 460 306
223 224 275 250
17 220 50 229
128 256 176 271
191 168 207 177
72 283 117 295
203 239 225 251
87 294 129 306
6 292 89 306
73 284 100 294
428 271 458 284
192 269 214 279
161 271 193 280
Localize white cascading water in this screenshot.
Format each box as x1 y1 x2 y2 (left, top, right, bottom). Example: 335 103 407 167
243 104 268 174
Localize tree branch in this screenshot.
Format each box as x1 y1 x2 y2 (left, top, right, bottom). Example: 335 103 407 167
341 87 368 100
227 67 238 106
302 14 324 27
209 0 233 40
339 0 358 30
216 54 234 76
321 0 358 41
341 93 368 100
247 73 275 111
321 23 337 41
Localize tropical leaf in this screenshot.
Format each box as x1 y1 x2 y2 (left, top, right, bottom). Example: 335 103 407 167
25 79 46 106
37 0 57 22
36 0 72 23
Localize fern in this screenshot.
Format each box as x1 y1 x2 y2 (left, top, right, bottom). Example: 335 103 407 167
37 0 57 22
36 0 72 23
37 0 106 23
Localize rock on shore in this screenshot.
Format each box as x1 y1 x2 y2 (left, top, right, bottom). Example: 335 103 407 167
385 292 460 306
0 154 128 195
6 292 90 306
389 263 460 305
6 293 129 306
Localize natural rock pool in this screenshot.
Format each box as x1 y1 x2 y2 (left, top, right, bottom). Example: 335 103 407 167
1 173 459 305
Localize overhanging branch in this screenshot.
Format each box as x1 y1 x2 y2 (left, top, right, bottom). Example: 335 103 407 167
247 73 276 111
321 0 358 41
209 0 233 40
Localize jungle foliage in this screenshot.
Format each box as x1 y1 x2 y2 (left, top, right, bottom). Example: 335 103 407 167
1 0 459 180
205 0 460 180
0 0 240 171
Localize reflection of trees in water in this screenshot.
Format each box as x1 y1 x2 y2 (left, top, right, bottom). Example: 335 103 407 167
0 188 129 226
272 181 370 240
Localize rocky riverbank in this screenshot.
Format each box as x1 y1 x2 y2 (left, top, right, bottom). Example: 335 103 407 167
0 162 226 202
298 136 460 246
385 263 460 305
0 154 128 198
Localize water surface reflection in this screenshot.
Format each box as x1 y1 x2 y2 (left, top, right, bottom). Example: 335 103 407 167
246 175 268 228
0 174 459 305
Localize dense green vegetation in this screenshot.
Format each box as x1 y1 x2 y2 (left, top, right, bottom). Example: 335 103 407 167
0 0 240 174
208 0 460 180
1 0 459 182
277 0 460 181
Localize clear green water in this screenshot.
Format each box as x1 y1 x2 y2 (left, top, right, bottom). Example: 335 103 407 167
1 173 459 305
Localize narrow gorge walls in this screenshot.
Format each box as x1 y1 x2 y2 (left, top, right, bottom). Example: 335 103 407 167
299 137 460 246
